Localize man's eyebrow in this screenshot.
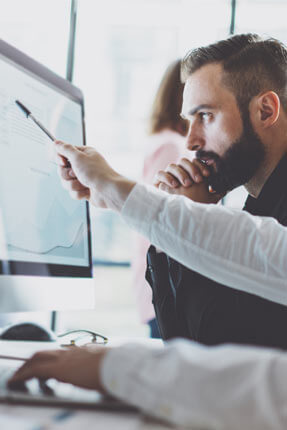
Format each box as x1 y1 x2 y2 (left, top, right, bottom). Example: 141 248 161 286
182 104 215 118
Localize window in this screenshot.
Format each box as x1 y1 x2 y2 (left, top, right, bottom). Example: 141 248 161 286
0 0 70 77
236 0 287 44
74 0 231 262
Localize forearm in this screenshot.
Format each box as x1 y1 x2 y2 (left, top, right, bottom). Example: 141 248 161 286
121 183 287 306
101 340 287 429
96 174 136 212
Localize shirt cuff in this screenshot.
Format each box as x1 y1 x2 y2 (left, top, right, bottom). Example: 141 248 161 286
100 342 164 413
121 183 165 237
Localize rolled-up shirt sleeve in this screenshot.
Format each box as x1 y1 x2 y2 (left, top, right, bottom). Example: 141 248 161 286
121 183 287 306
101 339 287 429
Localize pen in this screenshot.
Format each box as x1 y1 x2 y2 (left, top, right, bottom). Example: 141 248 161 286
15 100 56 142
15 99 71 167
0 354 27 361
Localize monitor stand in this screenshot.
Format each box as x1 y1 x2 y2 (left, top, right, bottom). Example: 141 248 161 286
0 275 95 312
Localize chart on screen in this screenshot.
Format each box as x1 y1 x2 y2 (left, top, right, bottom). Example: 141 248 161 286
0 55 89 268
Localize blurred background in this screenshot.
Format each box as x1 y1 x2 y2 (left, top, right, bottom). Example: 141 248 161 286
0 0 286 338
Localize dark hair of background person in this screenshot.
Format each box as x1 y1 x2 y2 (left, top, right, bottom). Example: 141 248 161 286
148 59 188 136
181 33 287 114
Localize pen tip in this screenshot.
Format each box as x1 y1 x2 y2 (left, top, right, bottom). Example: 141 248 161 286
15 100 30 117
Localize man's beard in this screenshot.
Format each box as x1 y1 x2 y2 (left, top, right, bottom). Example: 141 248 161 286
196 112 266 194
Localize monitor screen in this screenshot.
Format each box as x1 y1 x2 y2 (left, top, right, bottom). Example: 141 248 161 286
0 39 92 279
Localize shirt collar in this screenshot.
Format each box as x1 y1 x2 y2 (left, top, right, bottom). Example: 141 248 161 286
243 155 287 216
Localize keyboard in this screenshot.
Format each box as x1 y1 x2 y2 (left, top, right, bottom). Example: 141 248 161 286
0 362 136 411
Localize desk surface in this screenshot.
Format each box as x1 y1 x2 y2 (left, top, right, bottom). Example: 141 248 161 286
0 336 163 358
0 403 173 429
0 338 172 430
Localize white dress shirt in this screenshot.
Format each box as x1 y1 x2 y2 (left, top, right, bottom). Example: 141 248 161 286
100 183 287 429
122 183 287 306
101 340 287 429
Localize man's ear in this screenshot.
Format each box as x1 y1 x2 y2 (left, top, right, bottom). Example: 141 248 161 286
254 91 280 128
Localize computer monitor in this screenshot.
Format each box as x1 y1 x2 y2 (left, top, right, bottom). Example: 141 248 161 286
0 39 95 312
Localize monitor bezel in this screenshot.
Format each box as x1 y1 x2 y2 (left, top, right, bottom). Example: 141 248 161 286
0 38 93 278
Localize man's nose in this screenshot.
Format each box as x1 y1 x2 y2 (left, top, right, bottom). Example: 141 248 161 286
185 123 204 151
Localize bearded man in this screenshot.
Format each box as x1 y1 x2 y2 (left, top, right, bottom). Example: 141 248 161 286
149 33 287 347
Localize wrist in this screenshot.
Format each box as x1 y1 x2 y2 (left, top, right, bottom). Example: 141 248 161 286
93 174 136 212
95 347 110 394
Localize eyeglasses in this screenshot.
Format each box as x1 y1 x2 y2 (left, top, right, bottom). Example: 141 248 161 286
57 329 108 347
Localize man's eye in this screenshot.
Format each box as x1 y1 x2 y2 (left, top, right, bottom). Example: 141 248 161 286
199 112 212 121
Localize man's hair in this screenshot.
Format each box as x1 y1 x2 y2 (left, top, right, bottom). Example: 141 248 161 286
181 33 287 113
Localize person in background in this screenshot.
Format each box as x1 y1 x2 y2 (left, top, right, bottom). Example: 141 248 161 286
131 59 188 338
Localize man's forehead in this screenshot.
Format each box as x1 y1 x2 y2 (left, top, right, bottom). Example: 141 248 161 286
184 63 223 98
182 63 235 115
189 62 222 79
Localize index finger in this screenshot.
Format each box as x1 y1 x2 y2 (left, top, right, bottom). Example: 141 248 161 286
54 140 80 164
8 351 59 383
179 158 210 182
9 363 53 385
